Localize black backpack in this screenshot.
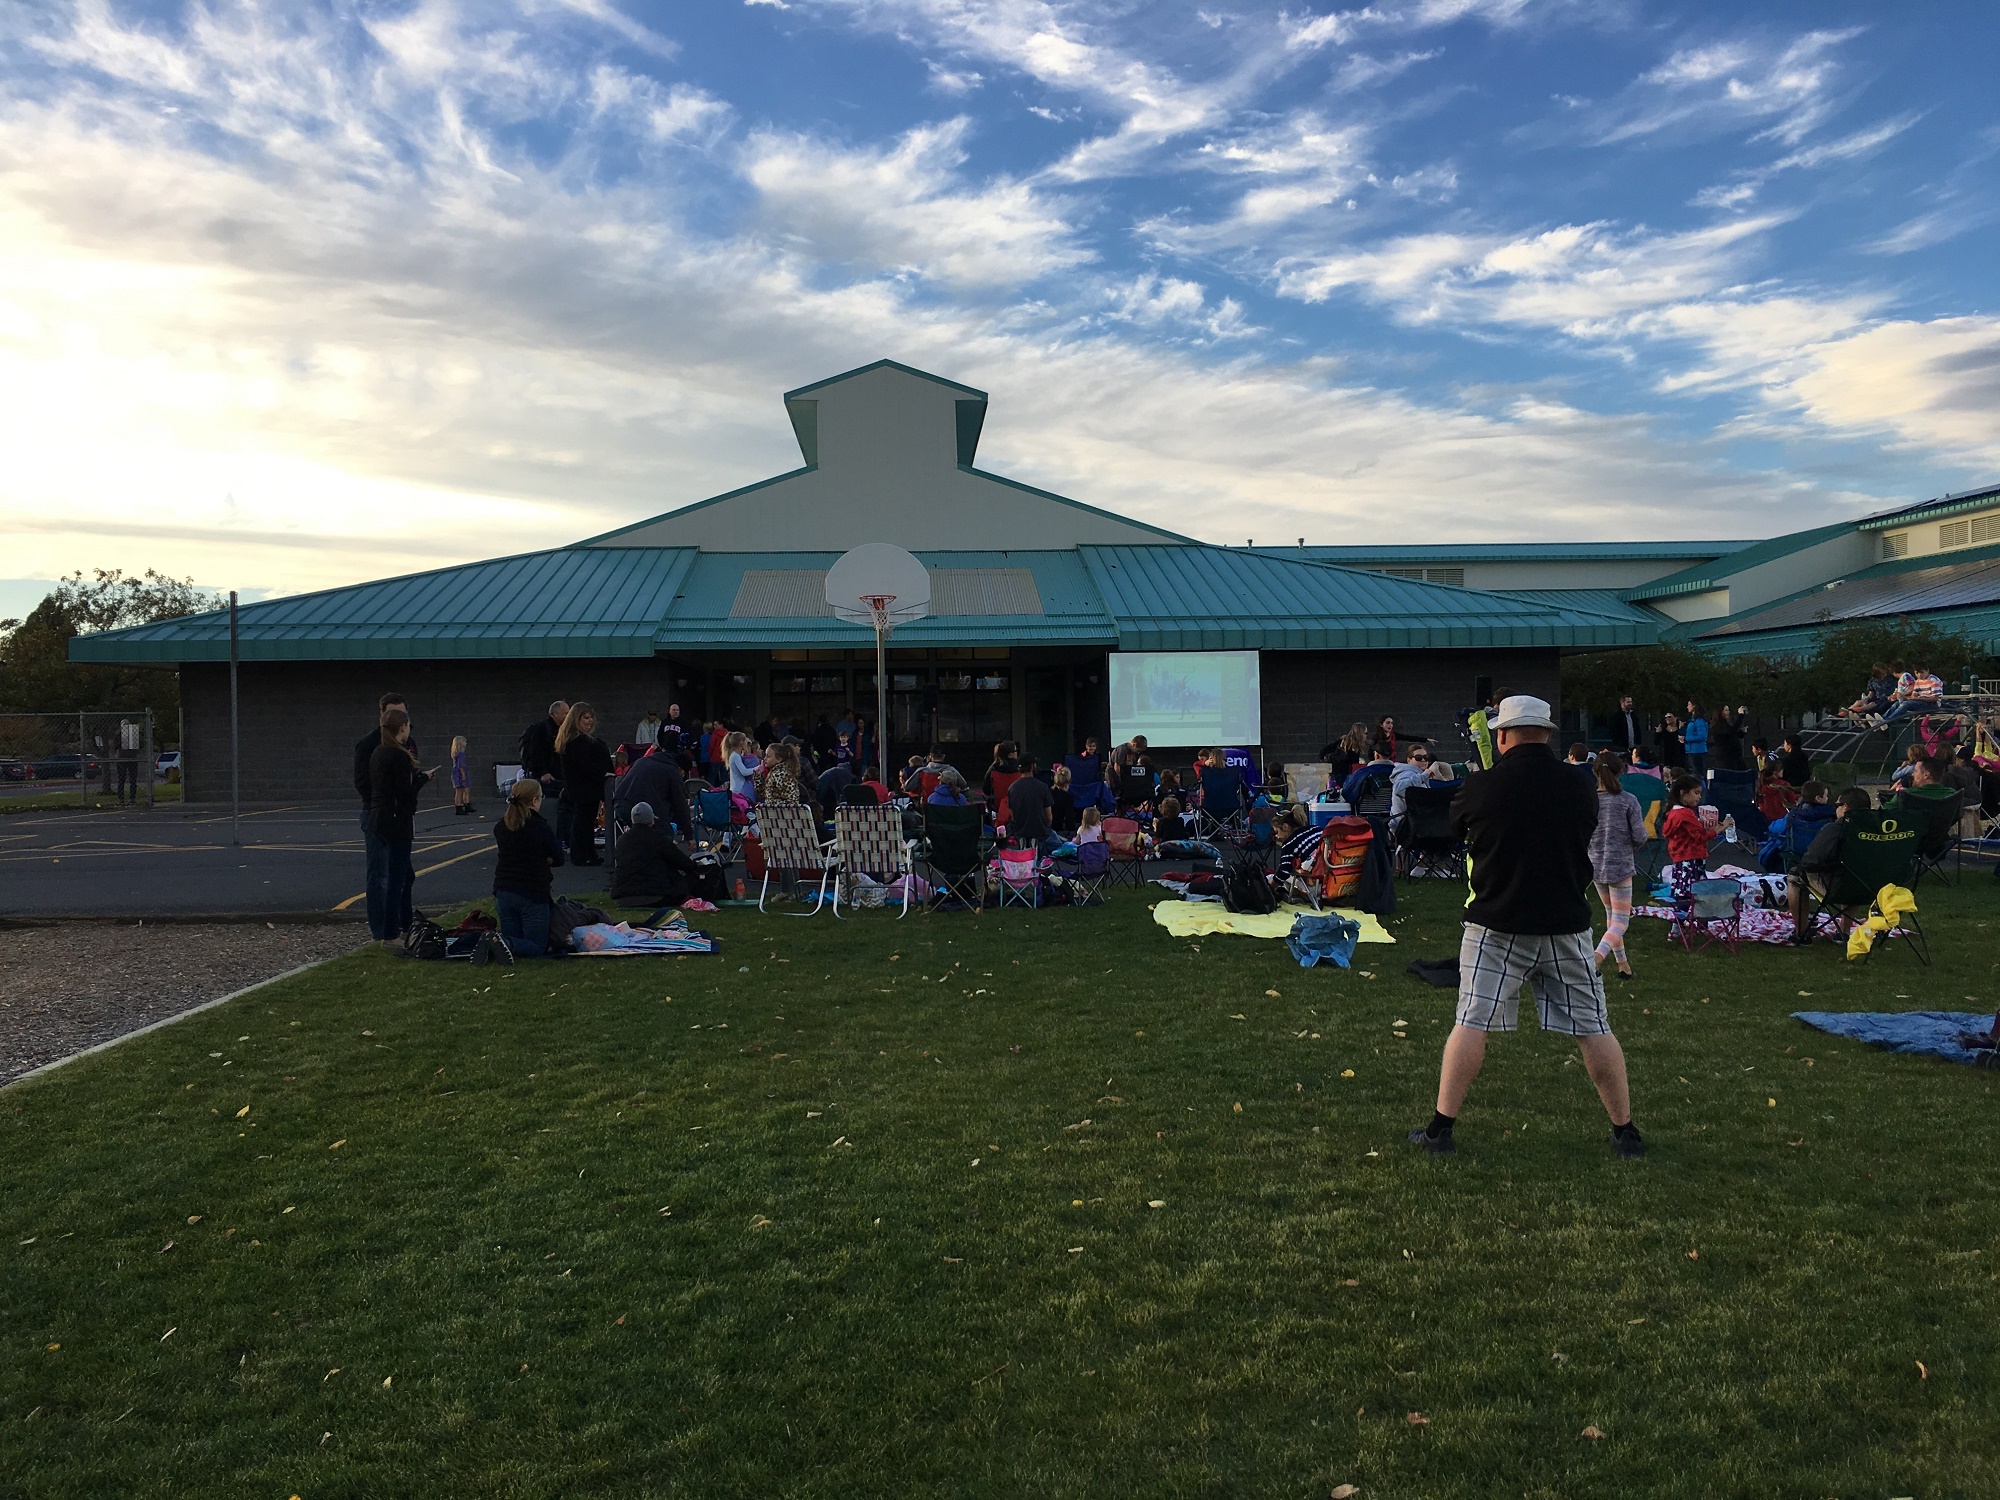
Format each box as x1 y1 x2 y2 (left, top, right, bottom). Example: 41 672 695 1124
1220 851 1277 914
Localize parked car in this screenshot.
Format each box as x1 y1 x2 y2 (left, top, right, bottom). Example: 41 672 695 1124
0 758 26 782
156 750 182 782
28 754 100 780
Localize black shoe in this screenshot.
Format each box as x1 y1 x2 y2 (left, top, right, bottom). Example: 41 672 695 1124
1407 1124 1455 1154
1612 1128 1645 1160
1616 969 1633 981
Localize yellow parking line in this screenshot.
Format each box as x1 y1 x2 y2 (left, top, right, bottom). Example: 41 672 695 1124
332 840 495 911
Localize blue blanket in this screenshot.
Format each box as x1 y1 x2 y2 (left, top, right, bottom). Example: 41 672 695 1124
1792 1010 1998 1066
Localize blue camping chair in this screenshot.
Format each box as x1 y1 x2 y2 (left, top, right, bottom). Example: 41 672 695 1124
1706 768 1767 840
695 785 738 859
1194 765 1248 839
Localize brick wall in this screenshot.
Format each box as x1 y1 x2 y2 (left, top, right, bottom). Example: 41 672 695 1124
1259 648 1561 770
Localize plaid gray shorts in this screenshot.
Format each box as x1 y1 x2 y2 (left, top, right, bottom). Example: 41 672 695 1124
1455 923 1610 1036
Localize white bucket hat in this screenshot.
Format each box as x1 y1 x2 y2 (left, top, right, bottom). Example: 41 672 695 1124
1490 694 1557 731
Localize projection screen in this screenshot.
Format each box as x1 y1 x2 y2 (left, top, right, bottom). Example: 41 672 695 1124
1108 651 1262 746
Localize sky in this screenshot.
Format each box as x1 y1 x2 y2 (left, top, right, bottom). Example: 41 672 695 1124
1 0 1997 608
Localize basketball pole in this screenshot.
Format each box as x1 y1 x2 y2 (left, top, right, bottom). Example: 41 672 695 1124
875 621 889 790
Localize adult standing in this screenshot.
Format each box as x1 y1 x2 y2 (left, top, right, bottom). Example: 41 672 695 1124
520 699 567 804
367 707 433 944
634 708 662 748
1709 705 1745 772
613 738 694 837
556 702 613 866
492 779 564 957
1588 752 1648 982
1682 702 1709 776
1410 695 1643 1159
1657 712 1684 769
1606 694 1641 753
355 692 411 938
115 717 142 804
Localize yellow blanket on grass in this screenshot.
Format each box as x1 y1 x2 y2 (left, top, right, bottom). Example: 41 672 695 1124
1151 901 1395 944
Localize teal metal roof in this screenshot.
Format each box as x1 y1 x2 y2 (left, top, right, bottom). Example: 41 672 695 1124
1281 541 1750 564
1619 521 1858 603
1689 603 2000 661
1079 547 1655 650
69 548 698 664
1856 480 2000 533
1492 588 1667 625
70 542 1651 664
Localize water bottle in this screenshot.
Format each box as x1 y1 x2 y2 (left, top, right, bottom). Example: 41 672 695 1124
1722 815 1737 843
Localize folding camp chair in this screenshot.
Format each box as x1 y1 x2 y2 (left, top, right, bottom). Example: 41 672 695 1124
1890 785 1963 886
1670 876 1744 954
1286 815 1371 910
921 804 989 911
1620 773 1667 885
1193 766 1248 840
992 847 1041 909
1351 773 1393 823
831 804 920 918
1102 816 1148 887
988 770 1024 829
1798 810 1929 965
1397 785 1463 880
694 785 739 859
1052 838 1110 905
752 802 835 915
1705 768 1767 840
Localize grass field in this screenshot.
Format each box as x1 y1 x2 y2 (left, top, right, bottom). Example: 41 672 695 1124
4 878 1997 1496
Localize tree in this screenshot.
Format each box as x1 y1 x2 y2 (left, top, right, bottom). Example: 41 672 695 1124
0 570 223 728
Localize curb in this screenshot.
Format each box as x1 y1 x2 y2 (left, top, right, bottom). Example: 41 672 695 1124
0 912 368 928
3 954 349 1089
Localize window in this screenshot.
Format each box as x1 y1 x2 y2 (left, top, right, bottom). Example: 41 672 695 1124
1881 531 1908 560
1376 565 1465 586
1940 520 1970 548
1974 514 2000 545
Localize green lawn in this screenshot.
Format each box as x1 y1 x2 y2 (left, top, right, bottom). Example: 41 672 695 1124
4 880 1998 1497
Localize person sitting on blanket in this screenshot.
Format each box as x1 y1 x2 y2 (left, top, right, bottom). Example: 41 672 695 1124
1785 787 1871 937
1662 774 1709 905
609 801 701 908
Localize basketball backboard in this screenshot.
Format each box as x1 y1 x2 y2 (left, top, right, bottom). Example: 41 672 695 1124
825 543 930 627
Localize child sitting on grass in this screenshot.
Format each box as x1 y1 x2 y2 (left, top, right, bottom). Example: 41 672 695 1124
1662 773 1709 904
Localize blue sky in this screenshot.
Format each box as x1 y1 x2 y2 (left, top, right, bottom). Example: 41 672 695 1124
1 0 1996 603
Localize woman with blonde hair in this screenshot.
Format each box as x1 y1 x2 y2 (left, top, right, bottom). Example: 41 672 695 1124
724 729 761 801
492 777 564 956
555 701 612 866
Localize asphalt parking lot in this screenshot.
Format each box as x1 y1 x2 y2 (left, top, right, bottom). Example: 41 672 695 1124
0 802 609 919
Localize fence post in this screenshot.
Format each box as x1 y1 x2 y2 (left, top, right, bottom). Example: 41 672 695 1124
77 709 87 804
144 708 155 810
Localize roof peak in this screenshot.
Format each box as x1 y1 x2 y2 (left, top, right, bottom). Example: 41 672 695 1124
782 359 987 403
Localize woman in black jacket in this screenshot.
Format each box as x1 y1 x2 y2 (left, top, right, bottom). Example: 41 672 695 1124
367 707 433 942
1710 705 1745 772
493 779 565 955
556 701 613 865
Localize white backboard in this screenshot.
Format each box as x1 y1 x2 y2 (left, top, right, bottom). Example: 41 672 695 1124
825 543 931 625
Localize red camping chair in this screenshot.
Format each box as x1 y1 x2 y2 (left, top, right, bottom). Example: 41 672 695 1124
1286 815 1372 909
1102 816 1147 886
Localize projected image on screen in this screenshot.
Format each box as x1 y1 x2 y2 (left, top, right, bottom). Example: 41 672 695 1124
1109 651 1262 746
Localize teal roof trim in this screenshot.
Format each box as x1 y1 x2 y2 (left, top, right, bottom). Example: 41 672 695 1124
1856 481 2000 532
1619 521 1858 602
68 548 698 665
574 468 816 546
783 359 986 401
1281 541 1751 563
1492 588 1669 625
1080 547 1656 651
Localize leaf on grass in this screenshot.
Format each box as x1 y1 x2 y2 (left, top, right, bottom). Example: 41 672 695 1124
234 1106 250 1119
160 1327 176 1342
1917 1361 1928 1380
1767 1098 1776 1107
382 1375 392 1388
329 1140 347 1150
1341 1069 1355 1078
970 1159 981 1168
750 1215 774 1230
1265 989 1281 998
283 1206 295 1214
1232 1102 1243 1113
1627 1317 1645 1325
1581 1424 1605 1440
1405 1411 1428 1426
1331 1487 1360 1499
158 1241 174 1254
1148 1200 1166 1209
614 1315 626 1326
187 1215 202 1225
45 1343 59 1352
1343 1278 1359 1287
1687 1249 1699 1260
1230 1014 1247 1021
324 1368 341 1381
1067 1246 1084 1254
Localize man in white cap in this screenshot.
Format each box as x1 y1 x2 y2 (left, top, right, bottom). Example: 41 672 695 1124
1410 693 1642 1159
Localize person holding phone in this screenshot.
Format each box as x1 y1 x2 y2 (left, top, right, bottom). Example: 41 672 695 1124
367 706 435 943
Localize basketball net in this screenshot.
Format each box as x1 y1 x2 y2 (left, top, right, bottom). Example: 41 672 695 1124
862 594 896 634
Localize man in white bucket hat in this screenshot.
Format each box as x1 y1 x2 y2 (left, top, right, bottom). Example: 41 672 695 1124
1409 693 1643 1159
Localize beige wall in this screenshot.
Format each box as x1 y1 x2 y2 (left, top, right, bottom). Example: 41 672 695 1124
1874 502 2000 563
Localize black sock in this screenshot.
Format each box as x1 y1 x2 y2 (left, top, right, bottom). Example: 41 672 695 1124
1612 1120 1641 1141
1425 1110 1455 1139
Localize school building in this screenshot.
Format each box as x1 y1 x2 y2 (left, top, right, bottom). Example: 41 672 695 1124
71 361 1998 800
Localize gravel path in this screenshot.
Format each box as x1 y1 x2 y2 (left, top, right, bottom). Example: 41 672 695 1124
0 922 370 1085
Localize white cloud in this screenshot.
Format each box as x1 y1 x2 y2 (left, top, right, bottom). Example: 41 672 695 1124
1690 112 1920 209
1103 274 1256 339
1578 28 1864 148
1335 47 1440 89
742 117 1091 286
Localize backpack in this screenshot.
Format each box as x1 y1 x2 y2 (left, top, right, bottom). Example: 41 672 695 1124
1221 851 1277 914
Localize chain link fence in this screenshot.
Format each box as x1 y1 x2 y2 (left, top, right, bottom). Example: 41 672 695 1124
0 710 166 809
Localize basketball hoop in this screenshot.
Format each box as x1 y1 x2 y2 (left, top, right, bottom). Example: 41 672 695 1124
826 546 932 790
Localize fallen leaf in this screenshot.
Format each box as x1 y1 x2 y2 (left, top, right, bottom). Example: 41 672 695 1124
234 1106 250 1119
1917 1361 1928 1380
324 1368 341 1381
614 1315 626 1326
1628 1317 1645 1325
1341 1069 1355 1078
1331 1487 1360 1499
187 1215 202 1225
382 1375 392 1388
329 1139 347 1150
1232 1102 1243 1113
283 1206 295 1214
750 1215 774 1230
1581 1424 1605 1440
1068 1246 1084 1254
158 1241 175 1254
1406 1411 1428 1426
160 1327 176 1342
45 1343 59 1352
1687 1249 1699 1260
970 1159 981 1168
1767 1098 1777 1107
1229 1013 1246 1020
1797 991 1812 997
1147 1200 1166 1209
1343 1278 1359 1287
1265 989 1281 998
